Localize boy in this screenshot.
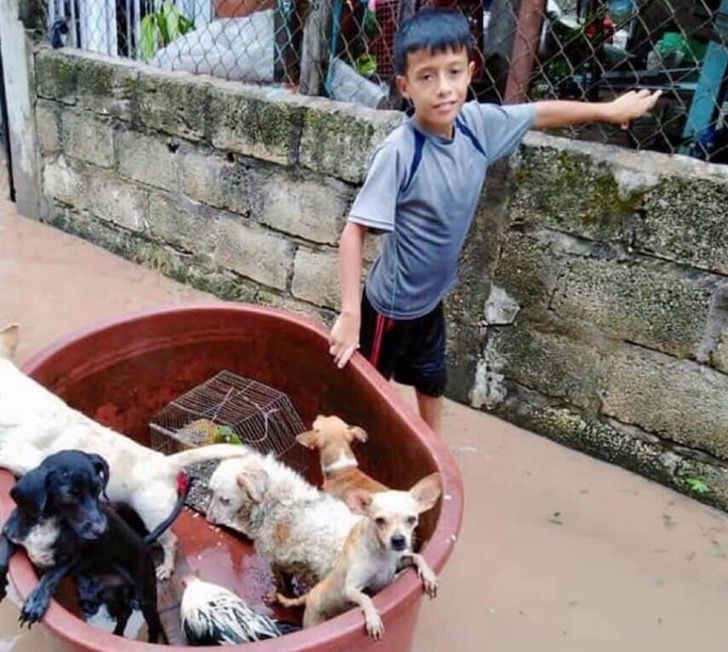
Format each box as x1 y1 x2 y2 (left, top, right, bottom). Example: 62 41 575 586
328 7 661 434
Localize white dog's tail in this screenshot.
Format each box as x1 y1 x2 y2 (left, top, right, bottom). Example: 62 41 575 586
0 324 19 360
164 443 252 474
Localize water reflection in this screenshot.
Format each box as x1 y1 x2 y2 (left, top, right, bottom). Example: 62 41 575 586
0 584 71 651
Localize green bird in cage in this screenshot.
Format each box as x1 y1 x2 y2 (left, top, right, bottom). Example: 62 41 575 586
177 419 242 446
213 425 243 445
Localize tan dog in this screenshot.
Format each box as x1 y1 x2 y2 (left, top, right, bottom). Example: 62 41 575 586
297 415 388 502
277 472 441 639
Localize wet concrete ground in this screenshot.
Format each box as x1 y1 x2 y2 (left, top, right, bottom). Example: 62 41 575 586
2 193 728 651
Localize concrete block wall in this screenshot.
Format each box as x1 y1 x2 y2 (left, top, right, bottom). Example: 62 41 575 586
456 134 728 509
31 47 728 510
34 47 400 319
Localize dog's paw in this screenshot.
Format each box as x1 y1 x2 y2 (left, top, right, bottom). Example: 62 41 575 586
155 563 173 581
364 611 384 639
275 592 291 607
19 592 50 627
418 566 438 599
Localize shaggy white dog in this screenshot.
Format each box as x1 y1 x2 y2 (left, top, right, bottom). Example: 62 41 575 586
207 453 361 583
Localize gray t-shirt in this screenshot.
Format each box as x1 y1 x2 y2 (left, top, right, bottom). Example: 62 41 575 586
349 101 536 320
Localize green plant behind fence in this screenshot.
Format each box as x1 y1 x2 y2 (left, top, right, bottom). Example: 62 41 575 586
140 2 195 63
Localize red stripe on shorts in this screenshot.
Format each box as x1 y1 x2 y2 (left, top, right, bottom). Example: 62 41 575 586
369 313 390 368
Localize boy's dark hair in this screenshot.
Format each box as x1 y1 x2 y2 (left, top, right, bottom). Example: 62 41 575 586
393 7 473 76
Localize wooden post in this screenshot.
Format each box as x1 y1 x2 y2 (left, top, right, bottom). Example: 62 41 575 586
482 0 520 99
299 0 333 95
274 0 306 85
504 0 544 103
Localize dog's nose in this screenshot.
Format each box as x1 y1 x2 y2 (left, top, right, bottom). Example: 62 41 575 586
391 535 407 551
82 515 107 539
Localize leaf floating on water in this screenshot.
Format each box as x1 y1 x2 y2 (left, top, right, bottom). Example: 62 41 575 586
549 511 564 525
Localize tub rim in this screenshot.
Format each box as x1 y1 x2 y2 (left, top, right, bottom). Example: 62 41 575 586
3 301 464 651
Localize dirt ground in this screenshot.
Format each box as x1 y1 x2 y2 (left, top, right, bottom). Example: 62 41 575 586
2 191 728 651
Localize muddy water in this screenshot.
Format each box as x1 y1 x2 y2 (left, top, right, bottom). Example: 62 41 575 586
0 585 72 651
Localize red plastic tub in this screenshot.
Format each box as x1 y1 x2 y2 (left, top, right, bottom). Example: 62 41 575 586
0 303 463 651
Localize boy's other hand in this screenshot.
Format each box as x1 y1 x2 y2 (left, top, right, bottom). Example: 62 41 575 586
329 311 361 369
607 89 662 130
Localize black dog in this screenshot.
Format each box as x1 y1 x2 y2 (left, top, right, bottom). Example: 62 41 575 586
0 450 189 641
73 480 191 637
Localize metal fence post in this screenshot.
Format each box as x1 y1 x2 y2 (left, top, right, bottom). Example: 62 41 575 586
680 0 728 156
300 0 333 95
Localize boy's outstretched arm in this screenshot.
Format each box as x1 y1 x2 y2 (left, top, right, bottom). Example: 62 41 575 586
533 89 662 131
329 222 368 369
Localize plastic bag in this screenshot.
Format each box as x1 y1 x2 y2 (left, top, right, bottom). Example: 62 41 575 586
150 12 274 83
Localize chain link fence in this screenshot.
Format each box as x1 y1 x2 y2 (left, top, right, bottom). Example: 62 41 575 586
43 0 728 163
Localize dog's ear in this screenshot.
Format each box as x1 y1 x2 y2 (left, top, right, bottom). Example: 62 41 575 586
10 467 49 516
410 472 442 514
296 430 319 449
88 454 110 498
347 426 368 444
0 323 19 360
236 468 268 503
346 489 372 515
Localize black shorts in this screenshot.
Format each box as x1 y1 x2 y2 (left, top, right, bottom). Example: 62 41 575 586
359 292 447 397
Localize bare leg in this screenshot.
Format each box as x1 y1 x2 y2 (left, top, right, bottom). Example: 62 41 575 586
416 391 442 434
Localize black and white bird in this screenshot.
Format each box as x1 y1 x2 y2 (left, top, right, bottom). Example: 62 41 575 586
180 576 300 646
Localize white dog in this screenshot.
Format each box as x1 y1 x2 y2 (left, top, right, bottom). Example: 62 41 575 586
0 324 249 578
207 453 361 583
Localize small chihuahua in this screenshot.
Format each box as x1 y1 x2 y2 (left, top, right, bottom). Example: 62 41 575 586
277 472 441 639
296 415 388 502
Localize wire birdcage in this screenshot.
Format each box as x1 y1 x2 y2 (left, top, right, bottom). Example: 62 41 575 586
149 370 307 512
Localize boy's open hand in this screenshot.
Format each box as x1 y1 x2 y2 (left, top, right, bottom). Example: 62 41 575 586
329 312 361 369
607 89 662 130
